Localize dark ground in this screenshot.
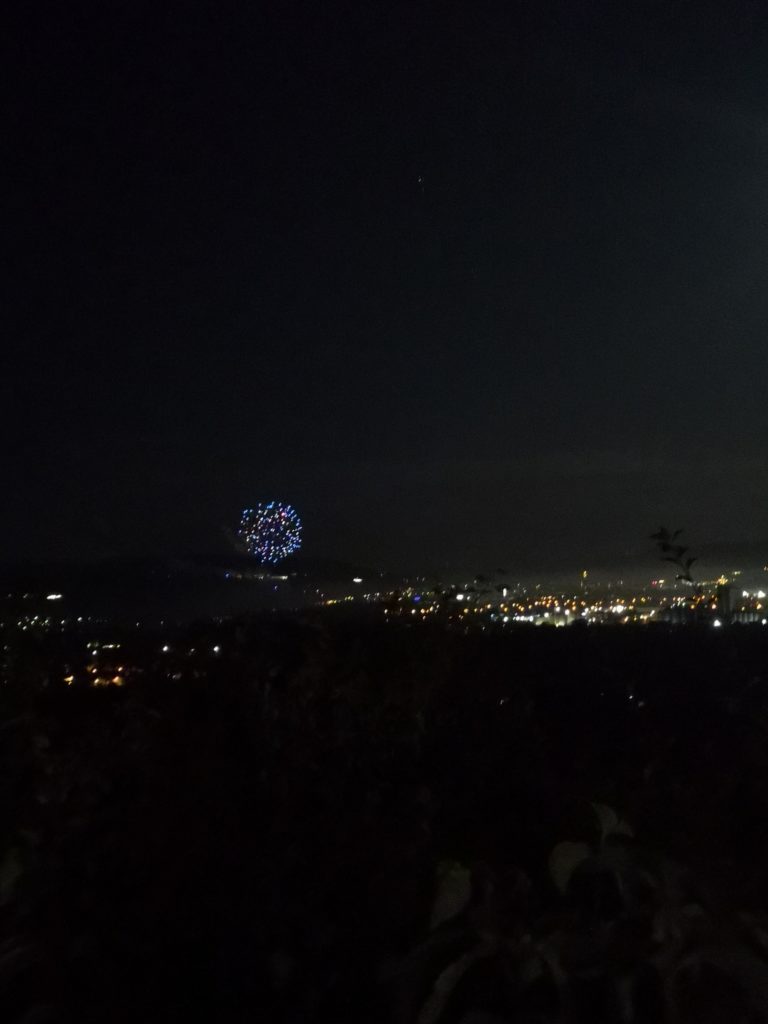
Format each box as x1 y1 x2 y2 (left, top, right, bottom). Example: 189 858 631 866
3 617 768 1023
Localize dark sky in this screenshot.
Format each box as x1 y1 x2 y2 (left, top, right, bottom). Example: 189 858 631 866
4 1 768 572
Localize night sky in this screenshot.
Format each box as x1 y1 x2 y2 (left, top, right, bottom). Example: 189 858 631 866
5 1 768 573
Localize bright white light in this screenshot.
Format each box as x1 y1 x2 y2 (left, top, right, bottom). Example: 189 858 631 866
456 593 464 601
162 645 170 653
212 645 221 654
713 619 722 628
758 591 766 599
611 604 626 614
46 593 62 601
762 619 767 626
743 591 750 598
352 577 363 583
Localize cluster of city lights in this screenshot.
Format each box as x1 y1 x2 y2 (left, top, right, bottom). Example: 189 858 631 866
366 576 768 629
238 502 302 565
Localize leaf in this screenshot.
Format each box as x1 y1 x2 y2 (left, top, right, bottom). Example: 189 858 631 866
13 1008 57 1024
612 818 635 838
416 939 496 1024
549 841 590 893
591 802 620 839
591 802 635 841
430 862 473 930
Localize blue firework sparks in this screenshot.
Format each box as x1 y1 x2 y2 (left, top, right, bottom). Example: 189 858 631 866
238 502 302 564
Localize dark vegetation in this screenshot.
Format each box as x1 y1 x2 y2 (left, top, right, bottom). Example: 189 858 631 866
650 528 698 584
3 617 768 1022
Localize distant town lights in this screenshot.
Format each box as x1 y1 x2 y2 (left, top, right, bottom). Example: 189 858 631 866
46 593 63 601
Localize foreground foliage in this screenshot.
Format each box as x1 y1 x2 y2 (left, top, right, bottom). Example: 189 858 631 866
2 618 768 1021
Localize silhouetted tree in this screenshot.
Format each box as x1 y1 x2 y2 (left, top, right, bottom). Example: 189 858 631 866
650 526 698 583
